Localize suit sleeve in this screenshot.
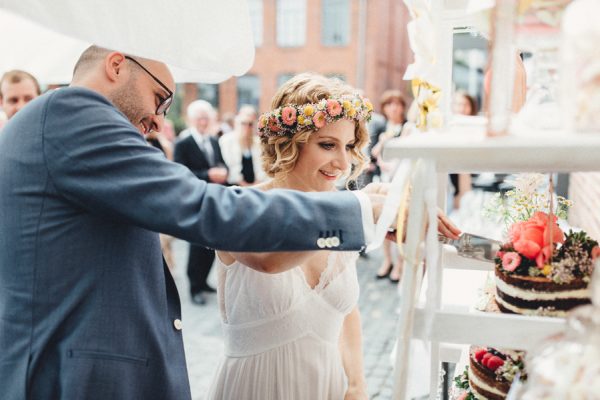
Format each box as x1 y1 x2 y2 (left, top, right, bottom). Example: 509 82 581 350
41 90 366 252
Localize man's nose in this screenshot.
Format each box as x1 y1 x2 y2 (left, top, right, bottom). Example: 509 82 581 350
151 114 165 133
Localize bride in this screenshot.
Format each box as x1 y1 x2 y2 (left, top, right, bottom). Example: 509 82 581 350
206 73 372 400
206 73 459 399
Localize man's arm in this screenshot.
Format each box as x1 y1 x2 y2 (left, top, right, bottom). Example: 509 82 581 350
42 89 370 252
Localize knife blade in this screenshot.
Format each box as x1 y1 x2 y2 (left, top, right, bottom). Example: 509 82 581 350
438 232 502 263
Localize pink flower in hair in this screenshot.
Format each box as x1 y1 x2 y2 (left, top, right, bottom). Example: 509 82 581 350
326 99 342 117
267 117 281 132
313 111 327 128
502 252 521 272
281 106 297 126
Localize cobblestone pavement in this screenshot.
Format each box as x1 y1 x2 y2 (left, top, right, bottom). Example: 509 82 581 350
171 239 403 400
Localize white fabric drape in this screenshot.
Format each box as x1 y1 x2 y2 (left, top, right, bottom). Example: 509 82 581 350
0 0 255 83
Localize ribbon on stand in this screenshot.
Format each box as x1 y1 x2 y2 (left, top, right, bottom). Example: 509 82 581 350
392 159 431 400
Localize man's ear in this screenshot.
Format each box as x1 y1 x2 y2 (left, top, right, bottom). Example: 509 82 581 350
104 52 127 83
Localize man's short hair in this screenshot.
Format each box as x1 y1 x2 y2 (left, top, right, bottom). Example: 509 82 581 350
72 45 112 77
0 70 41 99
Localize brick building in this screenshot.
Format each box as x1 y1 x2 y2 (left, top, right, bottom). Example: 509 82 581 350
179 0 413 121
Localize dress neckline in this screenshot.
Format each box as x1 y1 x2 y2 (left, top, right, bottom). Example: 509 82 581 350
296 252 338 293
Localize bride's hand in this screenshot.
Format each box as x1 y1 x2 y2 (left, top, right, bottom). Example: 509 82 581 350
344 385 369 400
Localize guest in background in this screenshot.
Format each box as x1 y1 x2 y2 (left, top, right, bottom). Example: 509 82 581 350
219 105 266 186
175 100 228 305
0 69 41 120
370 90 408 283
450 90 475 210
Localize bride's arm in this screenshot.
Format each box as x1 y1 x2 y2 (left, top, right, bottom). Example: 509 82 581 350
339 307 368 400
217 250 320 273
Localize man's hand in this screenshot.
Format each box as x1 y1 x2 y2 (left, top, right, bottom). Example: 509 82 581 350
208 167 228 184
437 209 461 240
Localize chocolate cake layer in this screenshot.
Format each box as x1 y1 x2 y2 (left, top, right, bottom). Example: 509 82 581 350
495 288 591 311
468 378 506 400
494 265 588 291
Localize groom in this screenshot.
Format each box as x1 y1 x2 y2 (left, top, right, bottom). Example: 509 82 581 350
0 46 395 399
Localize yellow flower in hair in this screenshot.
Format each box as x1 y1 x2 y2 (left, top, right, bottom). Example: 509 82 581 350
303 105 314 117
297 115 306 125
342 100 352 110
347 107 357 117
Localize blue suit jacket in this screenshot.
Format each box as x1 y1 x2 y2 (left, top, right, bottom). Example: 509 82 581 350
0 87 366 399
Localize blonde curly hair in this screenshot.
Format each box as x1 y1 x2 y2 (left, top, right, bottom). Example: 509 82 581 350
260 73 369 184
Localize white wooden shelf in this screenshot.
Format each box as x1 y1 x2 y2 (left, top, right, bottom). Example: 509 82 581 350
382 121 600 172
412 309 565 352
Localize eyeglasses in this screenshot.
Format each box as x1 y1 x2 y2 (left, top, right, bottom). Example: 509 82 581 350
124 55 173 116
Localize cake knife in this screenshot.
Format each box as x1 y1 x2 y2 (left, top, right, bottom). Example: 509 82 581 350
438 233 502 263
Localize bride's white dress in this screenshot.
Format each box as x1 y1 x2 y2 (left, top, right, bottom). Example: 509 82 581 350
206 251 360 400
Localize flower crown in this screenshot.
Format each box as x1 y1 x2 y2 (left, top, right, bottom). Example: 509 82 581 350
258 95 374 138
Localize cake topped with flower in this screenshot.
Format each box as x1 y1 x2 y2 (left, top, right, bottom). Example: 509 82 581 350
484 174 599 316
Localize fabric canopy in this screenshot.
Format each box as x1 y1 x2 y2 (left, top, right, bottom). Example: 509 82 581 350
0 0 255 83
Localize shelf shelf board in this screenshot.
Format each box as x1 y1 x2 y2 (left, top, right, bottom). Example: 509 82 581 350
382 120 600 172
412 308 565 351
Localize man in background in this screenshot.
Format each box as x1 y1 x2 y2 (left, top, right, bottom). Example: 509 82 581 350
175 100 228 305
0 69 41 120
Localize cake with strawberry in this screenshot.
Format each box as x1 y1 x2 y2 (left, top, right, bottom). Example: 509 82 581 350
453 347 526 400
494 212 599 317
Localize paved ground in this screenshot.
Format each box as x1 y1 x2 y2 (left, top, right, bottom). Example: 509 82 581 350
170 239 404 400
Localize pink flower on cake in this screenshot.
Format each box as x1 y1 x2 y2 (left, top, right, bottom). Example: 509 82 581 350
502 252 521 271
326 99 342 116
511 212 564 260
592 245 600 261
313 111 327 128
281 106 297 126
536 245 553 269
509 221 525 243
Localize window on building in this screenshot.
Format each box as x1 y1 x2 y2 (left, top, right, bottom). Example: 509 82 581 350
276 0 306 47
322 0 350 46
197 83 219 109
248 0 263 47
237 75 260 109
277 73 296 88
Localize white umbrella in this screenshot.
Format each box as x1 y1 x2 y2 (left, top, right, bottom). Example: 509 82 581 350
0 0 255 83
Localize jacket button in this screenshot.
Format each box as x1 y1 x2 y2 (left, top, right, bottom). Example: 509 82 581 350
331 237 340 247
173 319 183 331
317 238 326 248
325 237 333 248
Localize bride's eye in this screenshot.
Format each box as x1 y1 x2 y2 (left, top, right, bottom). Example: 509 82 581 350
319 143 335 150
